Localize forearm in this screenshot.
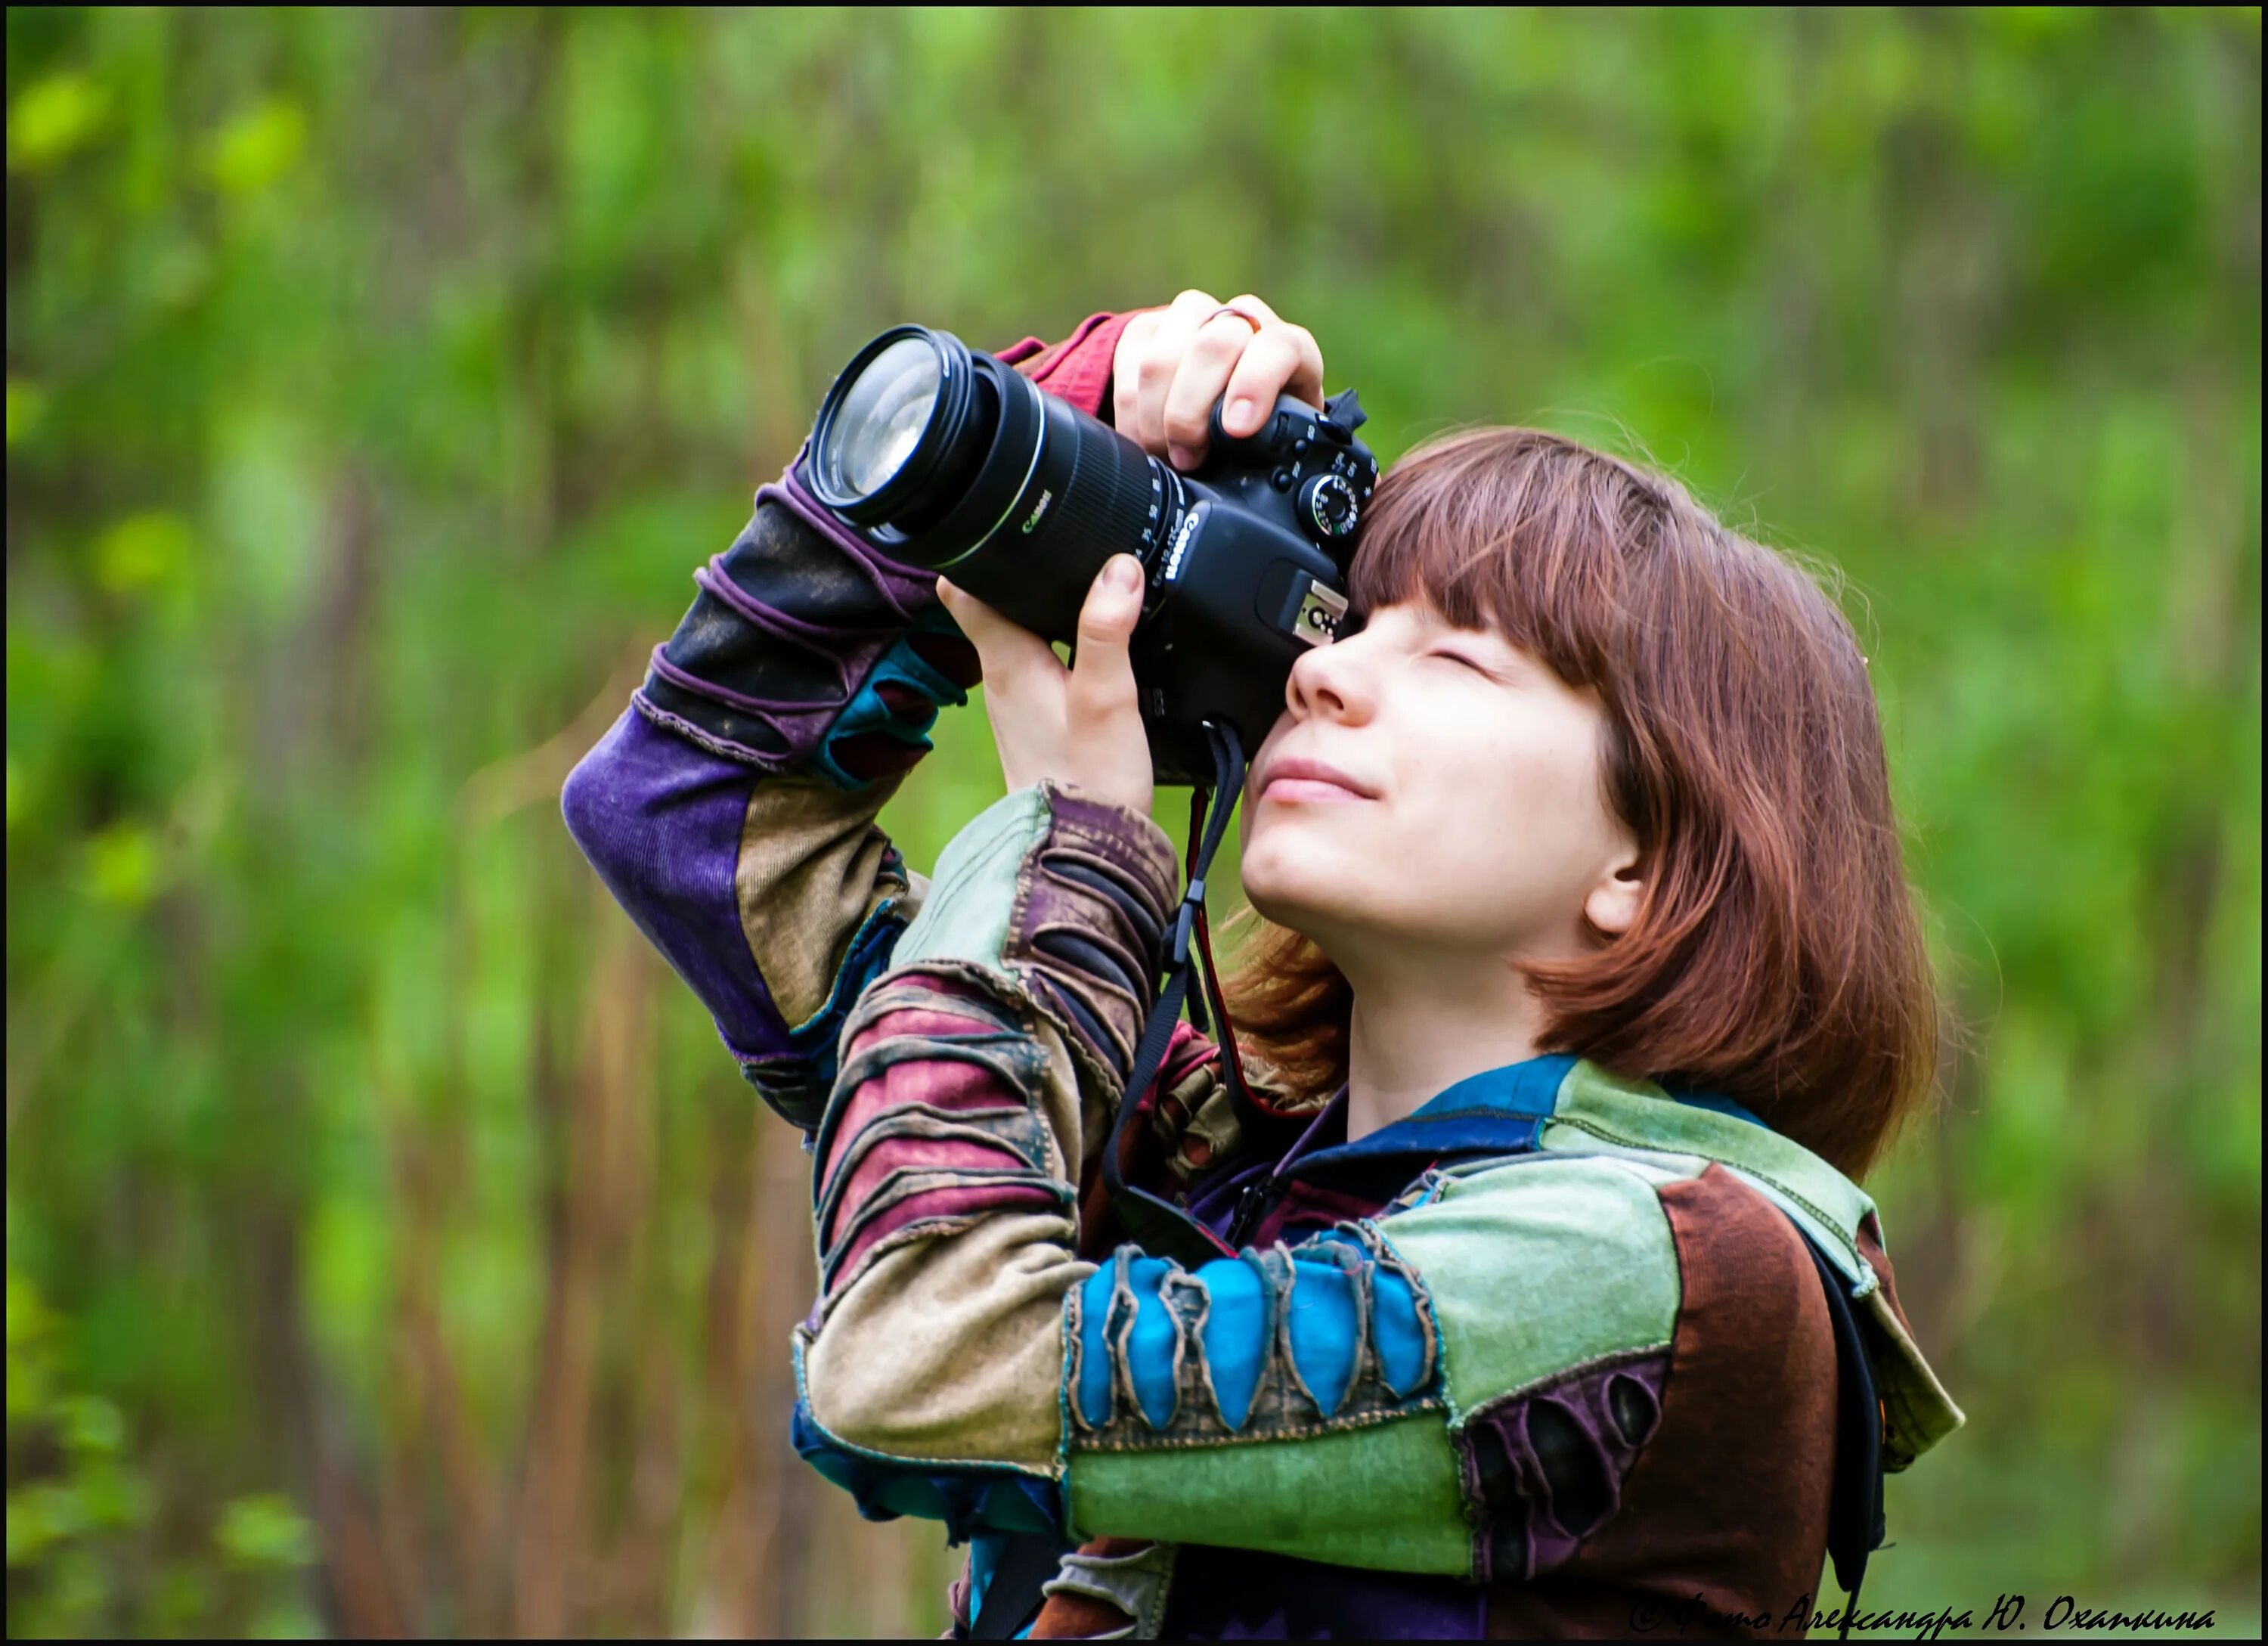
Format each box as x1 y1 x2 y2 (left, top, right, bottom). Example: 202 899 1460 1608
562 311 1143 1124
559 475 962 1121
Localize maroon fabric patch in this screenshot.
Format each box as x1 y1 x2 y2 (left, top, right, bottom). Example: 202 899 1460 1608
1000 309 1155 423
1458 1350 1672 1583
1486 1163 1839 1638
832 1181 1064 1285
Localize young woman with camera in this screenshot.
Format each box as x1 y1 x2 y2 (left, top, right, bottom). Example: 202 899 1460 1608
562 290 1963 1638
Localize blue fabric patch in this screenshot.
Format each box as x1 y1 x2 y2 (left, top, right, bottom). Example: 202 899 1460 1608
1290 1054 1578 1186
1075 1266 1117 1428
1369 1263 1431 1396
1198 1257 1269 1431
1291 1233 1433 1400
811 617 971 791
1082 1239 1436 1435
1284 1260 1361 1417
790 1399 1061 1543
1125 1257 1180 1430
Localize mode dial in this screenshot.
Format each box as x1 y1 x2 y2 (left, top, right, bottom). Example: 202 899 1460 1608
1298 472 1360 541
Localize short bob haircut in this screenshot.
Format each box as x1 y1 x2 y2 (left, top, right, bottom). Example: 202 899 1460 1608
1223 427 1940 1182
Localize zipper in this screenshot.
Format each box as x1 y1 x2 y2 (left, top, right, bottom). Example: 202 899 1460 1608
1225 1174 1282 1248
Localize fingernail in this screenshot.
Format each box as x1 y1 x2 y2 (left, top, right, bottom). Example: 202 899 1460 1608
1105 555 1142 594
1227 397 1256 435
1168 443 1198 471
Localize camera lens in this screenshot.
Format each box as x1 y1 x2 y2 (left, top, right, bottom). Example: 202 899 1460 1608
820 336 940 503
808 326 1168 642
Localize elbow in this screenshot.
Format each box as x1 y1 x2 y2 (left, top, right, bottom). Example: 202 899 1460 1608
801 1217 1087 1467
559 707 661 894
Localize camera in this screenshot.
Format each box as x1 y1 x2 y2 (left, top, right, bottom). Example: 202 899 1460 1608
802 324 1380 784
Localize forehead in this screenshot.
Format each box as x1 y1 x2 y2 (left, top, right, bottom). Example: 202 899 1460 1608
1348 597 1514 646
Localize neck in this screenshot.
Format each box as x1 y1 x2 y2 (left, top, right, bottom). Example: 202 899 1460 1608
1337 942 1556 1143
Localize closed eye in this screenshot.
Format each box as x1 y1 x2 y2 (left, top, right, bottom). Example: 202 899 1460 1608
1426 649 1495 676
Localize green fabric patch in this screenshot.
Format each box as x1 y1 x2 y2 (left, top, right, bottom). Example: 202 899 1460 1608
1539 1060 1967 1471
1067 1410 1470 1575
1382 1155 1683 1422
888 785 1050 976
1542 1060 1879 1287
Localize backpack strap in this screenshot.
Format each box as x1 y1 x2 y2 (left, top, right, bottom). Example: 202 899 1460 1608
1789 1217 1888 1641
968 1530 1072 1640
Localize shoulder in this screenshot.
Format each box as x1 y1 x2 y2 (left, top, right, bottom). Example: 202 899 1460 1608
1376 1155 1826 1414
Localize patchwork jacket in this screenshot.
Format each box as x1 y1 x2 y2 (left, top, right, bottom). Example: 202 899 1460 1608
561 311 1966 1638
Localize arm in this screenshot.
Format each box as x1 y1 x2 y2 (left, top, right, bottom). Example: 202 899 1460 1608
792 791 1690 1579
559 311 1145 1125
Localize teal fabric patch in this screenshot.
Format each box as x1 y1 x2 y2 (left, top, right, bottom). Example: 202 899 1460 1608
1542 1060 1880 1288
811 615 972 792
890 786 1051 976
1380 1155 1684 1423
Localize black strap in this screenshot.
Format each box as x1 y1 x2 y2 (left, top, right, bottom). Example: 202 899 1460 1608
1792 1220 1888 1640
967 1530 1070 1639
1096 719 1262 1269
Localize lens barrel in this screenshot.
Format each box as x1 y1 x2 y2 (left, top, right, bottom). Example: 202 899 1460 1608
811 327 1170 642
808 327 978 525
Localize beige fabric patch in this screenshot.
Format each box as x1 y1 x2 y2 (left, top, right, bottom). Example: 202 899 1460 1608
734 777 913 1028
801 1210 1093 1470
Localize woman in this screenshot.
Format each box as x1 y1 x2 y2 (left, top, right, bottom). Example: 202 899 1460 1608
562 290 1964 1638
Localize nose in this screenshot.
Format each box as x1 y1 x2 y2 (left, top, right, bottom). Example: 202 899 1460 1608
1285 625 1377 727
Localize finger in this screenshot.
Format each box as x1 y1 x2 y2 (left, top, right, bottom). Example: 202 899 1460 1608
1110 310 1160 431
1065 555 1144 721
1161 313 1263 468
1131 290 1221 455
1221 324 1328 432
936 577 1058 687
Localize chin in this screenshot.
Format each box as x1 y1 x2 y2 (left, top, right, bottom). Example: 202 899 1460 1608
1241 841 1361 940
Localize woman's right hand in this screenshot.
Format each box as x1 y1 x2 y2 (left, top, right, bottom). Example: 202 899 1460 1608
1111 290 1326 474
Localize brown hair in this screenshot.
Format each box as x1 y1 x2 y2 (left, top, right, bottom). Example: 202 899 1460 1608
1223 428 1940 1180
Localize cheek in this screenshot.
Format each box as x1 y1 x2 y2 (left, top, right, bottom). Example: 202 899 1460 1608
1396 724 1613 920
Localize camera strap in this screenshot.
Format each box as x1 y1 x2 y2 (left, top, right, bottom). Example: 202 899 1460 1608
1097 720 1286 1268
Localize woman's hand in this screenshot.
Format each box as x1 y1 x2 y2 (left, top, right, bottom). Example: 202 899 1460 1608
935 293 1325 816
1113 290 1326 473
937 556 1154 818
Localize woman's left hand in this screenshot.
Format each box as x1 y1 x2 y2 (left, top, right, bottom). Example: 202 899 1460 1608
936 556 1153 818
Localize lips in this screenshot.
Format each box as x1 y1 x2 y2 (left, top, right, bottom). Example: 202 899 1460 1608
1256 754 1378 803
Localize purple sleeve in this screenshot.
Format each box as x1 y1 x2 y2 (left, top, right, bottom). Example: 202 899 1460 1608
561 314 1142 1126
562 705 917 1125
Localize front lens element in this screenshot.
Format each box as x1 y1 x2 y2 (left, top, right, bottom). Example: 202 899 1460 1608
821 336 941 502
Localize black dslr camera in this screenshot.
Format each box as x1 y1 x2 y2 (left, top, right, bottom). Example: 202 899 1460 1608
802 324 1380 784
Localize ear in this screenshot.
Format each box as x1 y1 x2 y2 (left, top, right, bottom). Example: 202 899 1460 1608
1583 835 1647 939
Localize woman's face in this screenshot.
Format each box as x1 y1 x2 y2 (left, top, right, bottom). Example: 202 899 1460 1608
1240 601 1641 963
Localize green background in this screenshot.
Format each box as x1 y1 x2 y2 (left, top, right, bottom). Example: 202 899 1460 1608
6 8 2259 1637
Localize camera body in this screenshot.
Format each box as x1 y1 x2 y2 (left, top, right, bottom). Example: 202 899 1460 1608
803 325 1382 784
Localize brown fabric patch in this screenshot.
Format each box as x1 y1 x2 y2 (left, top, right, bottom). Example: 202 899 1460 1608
1486 1163 1838 1638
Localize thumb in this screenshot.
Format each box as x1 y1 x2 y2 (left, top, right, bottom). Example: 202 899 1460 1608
1067 555 1144 715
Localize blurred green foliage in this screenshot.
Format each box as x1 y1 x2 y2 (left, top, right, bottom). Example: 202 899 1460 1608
5 7 2259 1638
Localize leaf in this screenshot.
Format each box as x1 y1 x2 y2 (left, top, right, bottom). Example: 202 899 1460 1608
203 101 306 195
215 1494 318 1570
8 73 109 172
